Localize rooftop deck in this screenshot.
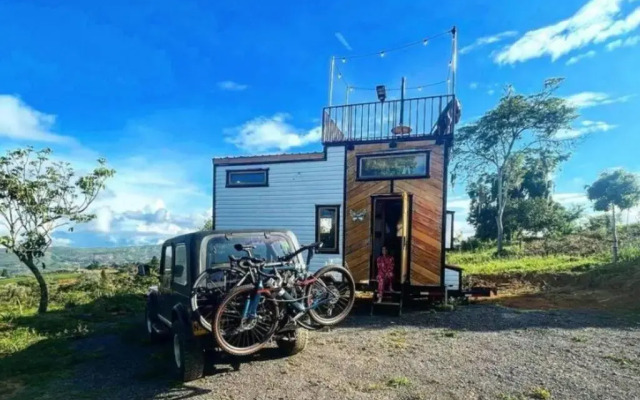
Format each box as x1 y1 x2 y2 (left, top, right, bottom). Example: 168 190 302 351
322 94 458 144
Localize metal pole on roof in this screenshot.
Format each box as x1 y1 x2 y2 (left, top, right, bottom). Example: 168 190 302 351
399 77 406 126
328 56 336 106
451 26 457 96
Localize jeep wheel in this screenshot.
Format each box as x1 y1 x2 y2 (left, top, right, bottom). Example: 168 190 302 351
172 320 205 382
276 328 308 356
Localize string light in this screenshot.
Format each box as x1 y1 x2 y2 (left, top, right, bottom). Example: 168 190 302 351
341 57 346 63
335 29 452 60
337 73 342 79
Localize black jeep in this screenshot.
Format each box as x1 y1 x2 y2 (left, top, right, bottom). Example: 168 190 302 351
145 229 310 382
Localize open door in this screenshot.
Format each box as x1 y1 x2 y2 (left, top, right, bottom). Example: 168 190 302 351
400 192 410 284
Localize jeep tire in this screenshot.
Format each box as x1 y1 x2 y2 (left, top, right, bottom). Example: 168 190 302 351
172 320 205 382
276 328 308 356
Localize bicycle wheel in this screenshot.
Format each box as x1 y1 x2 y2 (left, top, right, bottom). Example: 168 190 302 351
306 265 355 326
213 284 279 356
191 266 248 332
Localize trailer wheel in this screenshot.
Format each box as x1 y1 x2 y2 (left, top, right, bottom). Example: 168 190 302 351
276 328 308 356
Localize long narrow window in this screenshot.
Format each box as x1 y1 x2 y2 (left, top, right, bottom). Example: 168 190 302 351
226 169 268 187
316 205 340 254
357 151 429 180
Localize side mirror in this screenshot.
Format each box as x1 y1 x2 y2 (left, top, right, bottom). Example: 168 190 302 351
234 243 244 251
172 264 185 279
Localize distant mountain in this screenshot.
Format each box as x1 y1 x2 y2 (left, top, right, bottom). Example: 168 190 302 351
0 245 161 276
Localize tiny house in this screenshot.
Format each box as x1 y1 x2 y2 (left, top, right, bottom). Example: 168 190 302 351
213 92 461 299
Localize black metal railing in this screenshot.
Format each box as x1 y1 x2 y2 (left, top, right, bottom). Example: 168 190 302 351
321 94 457 143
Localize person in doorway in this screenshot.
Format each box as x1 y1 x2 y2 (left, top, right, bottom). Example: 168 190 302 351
376 246 395 302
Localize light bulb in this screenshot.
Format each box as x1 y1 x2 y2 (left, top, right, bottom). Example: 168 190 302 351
342 58 346 63
423 39 428 46
380 51 385 58
338 73 342 79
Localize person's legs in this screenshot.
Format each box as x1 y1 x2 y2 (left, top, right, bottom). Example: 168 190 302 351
385 274 393 292
377 274 384 302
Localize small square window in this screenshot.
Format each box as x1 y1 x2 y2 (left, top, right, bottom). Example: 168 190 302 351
173 244 188 286
316 205 340 254
226 169 268 187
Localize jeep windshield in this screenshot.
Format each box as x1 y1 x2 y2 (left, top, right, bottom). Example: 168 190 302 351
205 233 297 267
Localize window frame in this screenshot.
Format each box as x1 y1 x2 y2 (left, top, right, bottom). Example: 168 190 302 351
172 243 188 287
225 168 269 188
315 205 340 254
356 150 430 181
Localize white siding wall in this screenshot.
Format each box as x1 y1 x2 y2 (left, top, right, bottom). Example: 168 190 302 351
214 146 345 271
444 267 460 291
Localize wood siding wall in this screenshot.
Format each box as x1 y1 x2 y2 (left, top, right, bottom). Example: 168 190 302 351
345 140 444 286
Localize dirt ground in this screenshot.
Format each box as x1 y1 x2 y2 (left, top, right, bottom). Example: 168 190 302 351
17 301 640 400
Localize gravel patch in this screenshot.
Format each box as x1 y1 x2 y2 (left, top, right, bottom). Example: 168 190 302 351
55 304 640 400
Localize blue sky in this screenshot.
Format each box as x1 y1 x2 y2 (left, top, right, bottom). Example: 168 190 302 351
1 0 639 246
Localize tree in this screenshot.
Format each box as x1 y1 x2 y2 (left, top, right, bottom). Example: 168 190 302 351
586 169 640 262
452 78 577 253
0 148 114 313
148 255 160 273
467 153 580 240
0 268 8 278
201 219 213 231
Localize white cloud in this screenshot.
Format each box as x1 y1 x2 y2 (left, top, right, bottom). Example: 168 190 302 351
494 0 640 64
553 192 590 206
487 89 496 95
565 91 634 108
335 32 352 51
606 34 640 49
226 113 321 153
566 50 597 65
0 95 74 143
555 119 617 139
51 237 73 247
459 31 519 54
217 81 248 91
469 82 479 90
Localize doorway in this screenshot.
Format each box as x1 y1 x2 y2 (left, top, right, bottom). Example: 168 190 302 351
371 195 410 287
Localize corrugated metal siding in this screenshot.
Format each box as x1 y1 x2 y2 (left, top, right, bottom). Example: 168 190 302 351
214 146 345 271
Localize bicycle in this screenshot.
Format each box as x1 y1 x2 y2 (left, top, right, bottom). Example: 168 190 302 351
212 243 355 356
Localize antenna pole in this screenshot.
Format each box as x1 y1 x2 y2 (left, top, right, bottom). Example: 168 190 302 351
399 77 406 126
451 26 457 96
328 56 336 106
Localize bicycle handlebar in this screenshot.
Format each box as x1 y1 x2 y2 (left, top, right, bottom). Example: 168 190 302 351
279 242 323 262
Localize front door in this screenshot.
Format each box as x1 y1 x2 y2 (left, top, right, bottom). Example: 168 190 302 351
370 194 411 286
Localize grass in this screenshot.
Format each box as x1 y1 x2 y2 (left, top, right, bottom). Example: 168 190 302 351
0 268 154 399
529 387 551 399
386 376 411 388
384 329 408 349
448 250 604 275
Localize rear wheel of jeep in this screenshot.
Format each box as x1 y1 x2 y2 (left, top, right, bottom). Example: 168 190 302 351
171 320 205 382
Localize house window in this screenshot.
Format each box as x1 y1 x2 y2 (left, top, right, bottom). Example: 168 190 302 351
226 169 268 187
316 205 340 254
173 243 188 286
445 211 455 250
357 151 429 180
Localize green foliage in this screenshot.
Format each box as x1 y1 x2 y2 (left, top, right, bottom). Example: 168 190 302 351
529 388 551 400
587 170 640 212
386 376 411 388
1 268 8 278
0 268 152 391
201 219 213 231
452 79 577 252
0 147 114 313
